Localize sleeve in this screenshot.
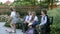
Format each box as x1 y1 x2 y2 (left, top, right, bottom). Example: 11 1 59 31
34 16 38 21
10 12 16 17
25 16 28 21
40 16 47 26
10 12 13 17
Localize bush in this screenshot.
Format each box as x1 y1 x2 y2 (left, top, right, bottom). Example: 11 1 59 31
47 7 60 34
5 20 24 29
15 6 41 16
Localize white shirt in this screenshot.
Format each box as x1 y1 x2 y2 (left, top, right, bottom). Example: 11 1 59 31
25 15 32 22
33 16 38 21
10 11 17 19
40 15 47 26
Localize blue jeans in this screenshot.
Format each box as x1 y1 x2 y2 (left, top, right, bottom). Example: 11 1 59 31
32 21 38 26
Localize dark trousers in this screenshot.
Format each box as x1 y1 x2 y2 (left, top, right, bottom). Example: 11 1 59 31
40 25 50 34
22 23 28 32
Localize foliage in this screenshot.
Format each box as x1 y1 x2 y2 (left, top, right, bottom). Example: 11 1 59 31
5 18 24 29
0 15 8 22
11 0 50 6
47 6 60 34
4 6 60 34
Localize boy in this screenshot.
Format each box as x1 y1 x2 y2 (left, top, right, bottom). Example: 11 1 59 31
39 10 50 34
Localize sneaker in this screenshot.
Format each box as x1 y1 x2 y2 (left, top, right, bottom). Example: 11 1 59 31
12 30 16 33
5 29 12 33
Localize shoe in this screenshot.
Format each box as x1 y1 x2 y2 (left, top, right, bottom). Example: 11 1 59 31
12 30 16 33
5 29 12 33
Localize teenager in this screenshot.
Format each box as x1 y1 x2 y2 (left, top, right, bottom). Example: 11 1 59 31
22 11 32 32
30 12 38 27
24 11 32 24
26 12 38 34
39 10 50 34
6 8 20 33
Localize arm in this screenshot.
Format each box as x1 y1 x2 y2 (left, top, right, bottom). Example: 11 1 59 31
24 16 32 23
31 16 38 23
24 16 28 23
40 16 47 26
7 12 13 22
7 16 12 22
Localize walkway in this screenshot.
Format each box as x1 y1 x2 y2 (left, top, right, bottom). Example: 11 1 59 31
0 22 24 34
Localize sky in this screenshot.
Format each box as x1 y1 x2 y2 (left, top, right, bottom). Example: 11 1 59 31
0 0 14 3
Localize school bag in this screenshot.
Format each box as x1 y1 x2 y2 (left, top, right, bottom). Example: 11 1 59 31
26 28 35 34
43 15 53 32
43 15 52 26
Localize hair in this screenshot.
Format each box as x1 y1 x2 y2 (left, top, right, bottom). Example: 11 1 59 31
27 10 32 15
32 11 36 16
41 9 47 15
10 8 14 11
10 6 15 11
30 11 36 21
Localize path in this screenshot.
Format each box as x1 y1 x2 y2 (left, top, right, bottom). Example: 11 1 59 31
0 22 24 34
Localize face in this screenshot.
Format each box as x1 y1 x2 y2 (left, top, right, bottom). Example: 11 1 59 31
28 11 31 15
31 12 36 17
41 11 45 15
29 25 32 28
31 13 34 16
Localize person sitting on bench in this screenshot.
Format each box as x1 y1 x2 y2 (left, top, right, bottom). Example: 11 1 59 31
39 10 50 34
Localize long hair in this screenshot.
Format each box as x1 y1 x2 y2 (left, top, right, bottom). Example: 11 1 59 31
30 11 36 21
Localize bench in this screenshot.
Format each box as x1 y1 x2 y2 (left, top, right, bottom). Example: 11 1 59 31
36 16 53 34
16 16 53 33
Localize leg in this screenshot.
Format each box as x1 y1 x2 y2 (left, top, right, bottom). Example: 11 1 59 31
32 21 38 27
13 23 16 32
43 26 47 34
22 23 28 32
10 23 14 30
39 32 41 34
10 23 16 32
22 23 26 32
39 26 42 34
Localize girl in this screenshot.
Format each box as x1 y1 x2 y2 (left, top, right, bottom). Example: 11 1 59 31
24 11 32 24
22 11 32 32
6 8 20 33
10 8 17 33
30 12 38 27
26 12 38 34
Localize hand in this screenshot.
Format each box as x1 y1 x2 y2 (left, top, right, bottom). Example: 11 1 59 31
39 26 41 29
24 21 26 23
39 25 43 28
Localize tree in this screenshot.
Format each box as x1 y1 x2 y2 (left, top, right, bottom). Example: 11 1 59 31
11 0 39 6
0 2 3 5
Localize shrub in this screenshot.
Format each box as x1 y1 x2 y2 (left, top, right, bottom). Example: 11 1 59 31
47 7 60 34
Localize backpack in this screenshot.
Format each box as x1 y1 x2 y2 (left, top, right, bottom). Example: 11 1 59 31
26 28 35 34
43 15 50 26
43 15 51 32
